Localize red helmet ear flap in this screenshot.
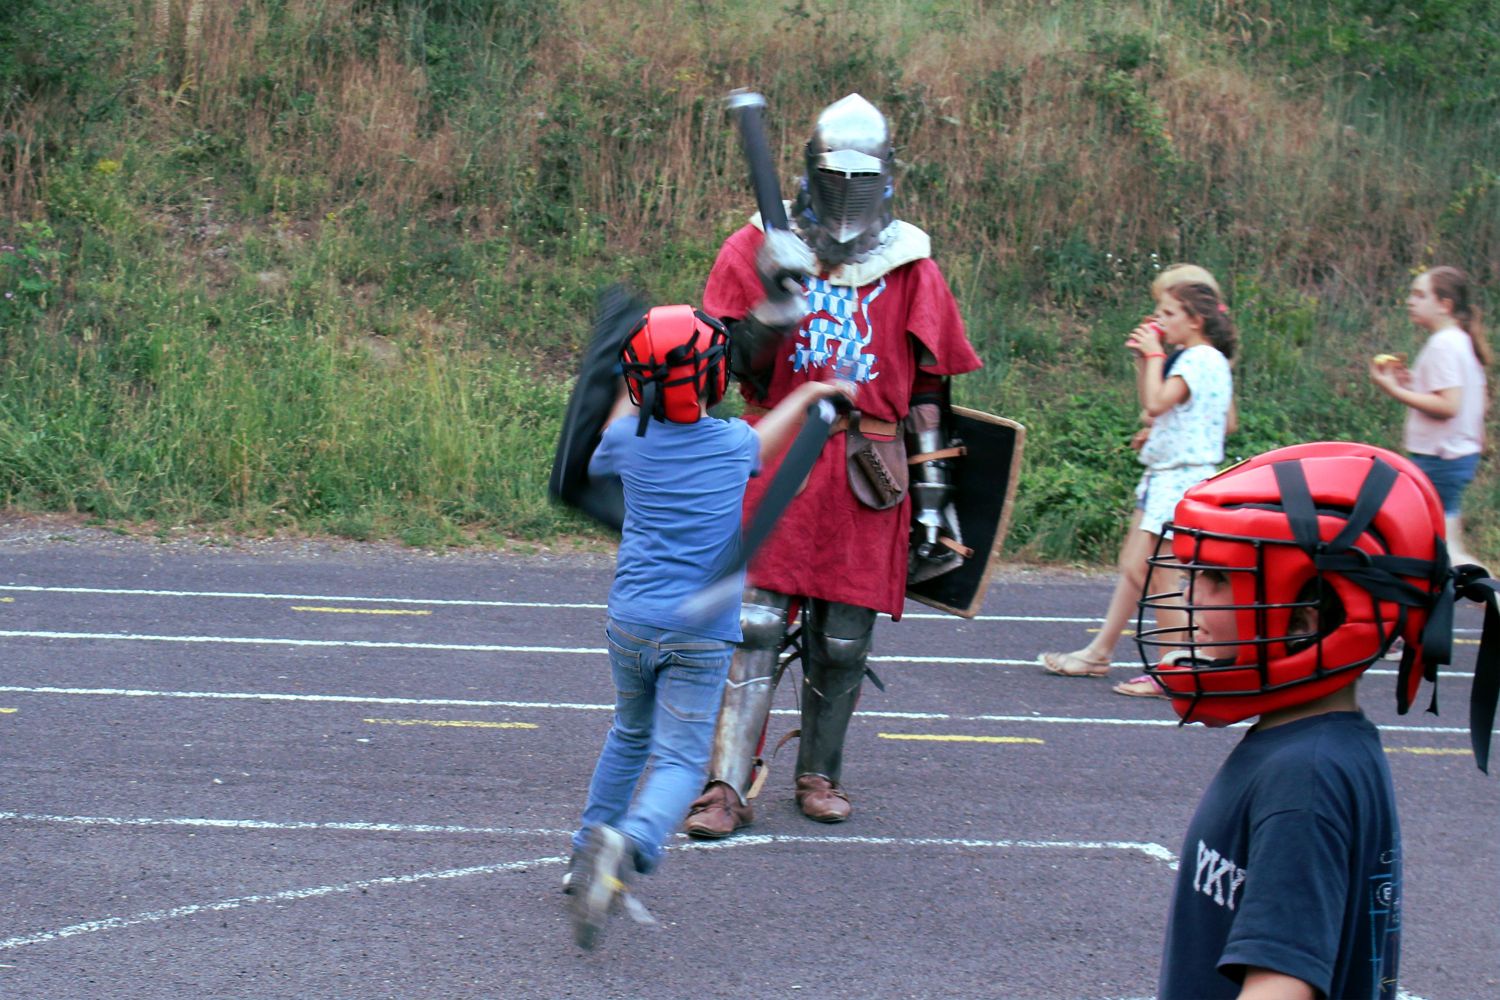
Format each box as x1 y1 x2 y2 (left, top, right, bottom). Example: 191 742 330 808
694 309 730 406
620 312 652 408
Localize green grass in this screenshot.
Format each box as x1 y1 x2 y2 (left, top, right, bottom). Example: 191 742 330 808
0 0 1496 562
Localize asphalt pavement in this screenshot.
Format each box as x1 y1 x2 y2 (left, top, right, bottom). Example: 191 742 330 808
0 525 1495 999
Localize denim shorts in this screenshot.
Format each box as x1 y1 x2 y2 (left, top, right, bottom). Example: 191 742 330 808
1408 452 1480 516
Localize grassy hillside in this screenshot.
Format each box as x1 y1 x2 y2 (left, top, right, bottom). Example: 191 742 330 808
2 0 1496 560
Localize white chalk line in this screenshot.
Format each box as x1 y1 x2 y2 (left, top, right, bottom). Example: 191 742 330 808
0 825 1176 952
0 854 561 951
0 683 1479 735
0 813 1438 1000
5 585 1483 635
0 583 1095 623
0 628 1476 679
0 811 572 837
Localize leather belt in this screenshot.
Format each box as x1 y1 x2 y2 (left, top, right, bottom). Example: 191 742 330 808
744 405 898 438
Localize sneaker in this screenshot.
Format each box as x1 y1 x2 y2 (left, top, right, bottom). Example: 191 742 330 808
568 825 632 949
561 852 577 895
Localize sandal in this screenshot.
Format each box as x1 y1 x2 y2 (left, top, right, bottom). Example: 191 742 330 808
1113 674 1168 698
1039 650 1111 677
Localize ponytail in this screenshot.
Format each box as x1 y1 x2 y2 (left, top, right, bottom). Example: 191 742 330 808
1427 266 1491 368
1164 281 1237 361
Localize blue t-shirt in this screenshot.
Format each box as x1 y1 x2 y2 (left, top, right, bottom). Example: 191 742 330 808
1160 711 1401 999
588 414 760 642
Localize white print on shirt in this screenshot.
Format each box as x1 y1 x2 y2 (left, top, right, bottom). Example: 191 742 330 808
1194 839 1247 910
792 276 885 382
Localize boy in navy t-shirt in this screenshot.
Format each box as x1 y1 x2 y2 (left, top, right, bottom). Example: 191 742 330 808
1132 442 1475 999
566 304 849 949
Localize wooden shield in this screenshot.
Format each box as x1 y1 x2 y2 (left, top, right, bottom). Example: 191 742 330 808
905 407 1026 618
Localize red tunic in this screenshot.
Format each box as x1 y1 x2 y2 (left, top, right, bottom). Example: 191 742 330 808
703 224 982 617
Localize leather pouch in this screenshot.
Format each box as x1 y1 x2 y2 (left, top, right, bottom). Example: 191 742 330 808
846 415 908 510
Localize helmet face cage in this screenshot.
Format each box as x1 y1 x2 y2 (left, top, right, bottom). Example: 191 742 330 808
620 306 729 430
1134 445 1447 726
1137 525 1394 726
804 94 894 249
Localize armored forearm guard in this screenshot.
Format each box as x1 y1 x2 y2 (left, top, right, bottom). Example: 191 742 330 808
906 393 970 585
906 399 954 559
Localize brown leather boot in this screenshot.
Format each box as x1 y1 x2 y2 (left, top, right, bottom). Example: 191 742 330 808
795 774 851 823
684 781 753 839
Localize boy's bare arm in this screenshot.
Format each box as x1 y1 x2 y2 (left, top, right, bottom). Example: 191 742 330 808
1236 967 1315 1000
751 380 854 463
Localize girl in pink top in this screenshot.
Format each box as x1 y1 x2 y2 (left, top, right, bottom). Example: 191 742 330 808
1369 266 1490 565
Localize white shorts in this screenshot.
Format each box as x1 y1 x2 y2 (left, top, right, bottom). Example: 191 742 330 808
1134 464 1219 536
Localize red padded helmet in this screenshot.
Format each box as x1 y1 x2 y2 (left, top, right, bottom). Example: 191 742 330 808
1137 442 1449 726
619 305 729 435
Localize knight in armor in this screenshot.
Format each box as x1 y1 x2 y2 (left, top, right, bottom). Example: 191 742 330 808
685 94 983 836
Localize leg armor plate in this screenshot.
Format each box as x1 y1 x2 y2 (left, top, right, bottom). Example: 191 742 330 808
703 587 793 803
796 600 877 783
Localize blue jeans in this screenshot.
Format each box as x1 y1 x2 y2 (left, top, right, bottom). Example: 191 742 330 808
573 618 733 873
1409 451 1480 515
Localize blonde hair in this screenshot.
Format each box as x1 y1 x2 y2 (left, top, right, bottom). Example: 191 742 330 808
1152 263 1221 299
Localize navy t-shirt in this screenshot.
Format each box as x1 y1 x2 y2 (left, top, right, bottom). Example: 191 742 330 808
588 414 759 642
1159 711 1401 999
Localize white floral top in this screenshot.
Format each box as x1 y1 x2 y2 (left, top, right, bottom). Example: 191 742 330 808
1138 344 1232 471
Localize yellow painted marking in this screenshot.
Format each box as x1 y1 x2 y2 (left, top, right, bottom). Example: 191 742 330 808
1385 747 1469 756
0 708 16 714
878 732 1044 745
363 718 537 730
1088 627 1135 637
292 606 431 616
0 597 13 603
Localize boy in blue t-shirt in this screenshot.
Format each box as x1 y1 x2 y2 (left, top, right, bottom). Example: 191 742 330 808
566 304 848 949
1133 442 1488 999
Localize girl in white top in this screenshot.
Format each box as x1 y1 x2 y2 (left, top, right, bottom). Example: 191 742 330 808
1369 266 1489 565
1040 275 1236 691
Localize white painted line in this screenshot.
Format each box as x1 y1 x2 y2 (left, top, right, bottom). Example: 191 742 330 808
675 833 1178 867
0 684 1481 735
0 811 570 837
0 584 603 610
0 831 1178 952
3 585 1481 635
0 630 1476 679
0 854 565 950
0 629 598 655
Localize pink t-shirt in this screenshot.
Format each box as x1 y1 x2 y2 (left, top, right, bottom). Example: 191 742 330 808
1404 325 1487 459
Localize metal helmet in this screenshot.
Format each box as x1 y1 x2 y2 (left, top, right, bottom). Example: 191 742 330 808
620 305 729 436
799 93 894 264
1136 442 1449 727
